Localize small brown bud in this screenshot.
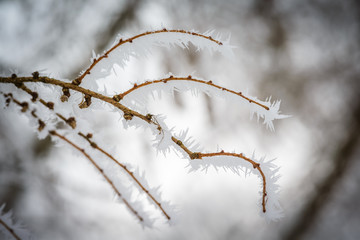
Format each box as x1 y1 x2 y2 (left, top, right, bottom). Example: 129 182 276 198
187 75 192 79
46 102 54 110
112 94 122 102
123 112 133 121
11 73 17 79
66 117 76 129
253 163 260 169
31 92 38 102
72 78 81 86
86 133 93 138
190 152 201 160
32 71 39 79
31 110 37 118
145 114 153 121
79 95 91 109
60 95 69 102
176 140 182 145
90 142 97 148
20 102 28 112
38 120 46 132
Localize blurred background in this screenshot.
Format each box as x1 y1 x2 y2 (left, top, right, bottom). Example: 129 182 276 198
1 0 359 239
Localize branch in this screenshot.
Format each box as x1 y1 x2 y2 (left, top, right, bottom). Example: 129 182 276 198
73 29 224 86
49 130 145 222
78 132 171 220
0 76 159 128
171 136 267 213
117 76 270 110
1 92 145 223
0 218 21 240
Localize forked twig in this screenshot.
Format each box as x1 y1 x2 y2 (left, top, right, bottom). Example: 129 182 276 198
78 132 171 220
49 130 145 222
1 93 145 222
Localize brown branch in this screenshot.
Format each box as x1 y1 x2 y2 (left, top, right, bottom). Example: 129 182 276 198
1 76 269 215
1 92 145 222
78 132 171 220
171 136 268 213
0 77 159 128
49 130 144 222
73 29 224 85
0 218 21 240
118 76 270 111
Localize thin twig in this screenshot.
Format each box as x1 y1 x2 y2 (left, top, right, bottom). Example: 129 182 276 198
0 77 159 128
78 132 171 220
49 130 144 222
1 92 145 222
119 76 270 110
74 29 224 85
0 218 21 240
171 136 267 213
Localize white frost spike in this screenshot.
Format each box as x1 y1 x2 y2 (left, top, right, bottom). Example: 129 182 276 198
80 30 235 92
250 98 290 131
0 204 32 240
132 169 177 222
186 153 283 221
121 75 289 131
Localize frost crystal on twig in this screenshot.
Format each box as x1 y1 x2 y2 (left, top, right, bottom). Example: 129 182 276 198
0 29 289 226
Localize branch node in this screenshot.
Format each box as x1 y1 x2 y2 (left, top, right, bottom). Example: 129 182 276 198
72 78 81 86
66 117 77 129
38 119 45 131
79 94 92 108
123 112 133 121
190 152 202 160
20 102 28 112
112 94 122 102
145 114 153 121
46 101 54 110
32 71 39 79
61 87 71 102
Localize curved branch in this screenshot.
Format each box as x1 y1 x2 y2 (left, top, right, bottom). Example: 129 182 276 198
118 76 270 111
74 29 224 85
171 136 267 213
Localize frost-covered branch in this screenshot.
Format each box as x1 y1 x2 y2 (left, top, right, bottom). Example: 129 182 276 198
73 29 226 86
78 132 171 220
171 136 268 213
0 29 288 225
49 130 146 222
